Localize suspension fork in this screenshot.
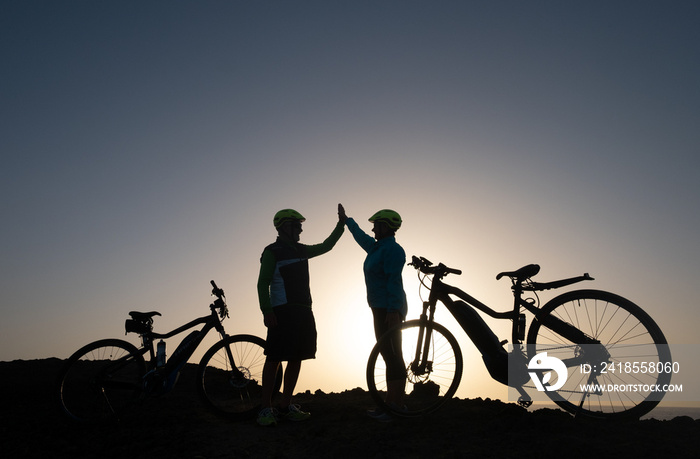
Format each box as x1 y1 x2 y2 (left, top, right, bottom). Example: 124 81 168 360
214 322 247 379
221 338 246 379
411 300 437 375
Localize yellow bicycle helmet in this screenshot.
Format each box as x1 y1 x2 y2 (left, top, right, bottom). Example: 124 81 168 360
273 209 306 228
369 209 402 231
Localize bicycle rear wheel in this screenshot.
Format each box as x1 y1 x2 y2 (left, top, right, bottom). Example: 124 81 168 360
526 290 671 419
198 334 281 420
367 320 463 417
56 339 146 422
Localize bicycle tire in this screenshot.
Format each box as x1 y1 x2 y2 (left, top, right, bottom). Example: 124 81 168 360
56 338 146 423
197 334 282 420
526 289 671 419
367 320 463 417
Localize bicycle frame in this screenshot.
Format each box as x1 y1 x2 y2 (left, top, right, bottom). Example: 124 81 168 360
367 257 670 419
130 285 245 395
414 259 597 387
145 309 222 368
57 280 275 423
428 276 599 346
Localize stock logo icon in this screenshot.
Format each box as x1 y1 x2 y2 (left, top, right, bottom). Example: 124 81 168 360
528 352 568 392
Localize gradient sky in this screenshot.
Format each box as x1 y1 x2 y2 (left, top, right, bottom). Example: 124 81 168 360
2 1 699 402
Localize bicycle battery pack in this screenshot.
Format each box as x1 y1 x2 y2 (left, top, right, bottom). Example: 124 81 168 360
445 300 510 385
171 330 201 364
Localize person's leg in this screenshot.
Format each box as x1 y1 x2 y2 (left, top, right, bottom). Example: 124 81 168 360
386 379 406 406
280 360 301 407
372 308 405 407
257 357 282 425
278 359 310 421
261 358 281 408
384 328 406 406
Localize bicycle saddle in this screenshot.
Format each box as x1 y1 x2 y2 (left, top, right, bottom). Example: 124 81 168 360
128 311 162 320
496 264 540 282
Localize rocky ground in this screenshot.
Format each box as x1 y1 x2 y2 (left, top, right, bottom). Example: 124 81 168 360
2 359 699 458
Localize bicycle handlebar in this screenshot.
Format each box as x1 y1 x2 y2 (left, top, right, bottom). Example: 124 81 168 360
409 256 462 277
210 280 229 319
210 280 225 300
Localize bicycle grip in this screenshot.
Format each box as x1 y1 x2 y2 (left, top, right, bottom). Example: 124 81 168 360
210 280 225 298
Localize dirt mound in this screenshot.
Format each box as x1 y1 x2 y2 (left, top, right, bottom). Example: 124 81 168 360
3 359 699 458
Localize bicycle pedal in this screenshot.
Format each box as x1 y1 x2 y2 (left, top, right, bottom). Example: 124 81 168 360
517 397 533 408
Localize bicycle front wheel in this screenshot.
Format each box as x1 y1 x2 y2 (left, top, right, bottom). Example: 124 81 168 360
526 290 671 419
367 320 463 417
198 334 281 420
56 339 146 422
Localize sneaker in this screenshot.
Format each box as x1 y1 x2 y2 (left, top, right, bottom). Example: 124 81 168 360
257 407 279 426
281 404 311 422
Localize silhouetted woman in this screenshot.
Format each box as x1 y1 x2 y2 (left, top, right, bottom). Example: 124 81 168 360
339 204 407 422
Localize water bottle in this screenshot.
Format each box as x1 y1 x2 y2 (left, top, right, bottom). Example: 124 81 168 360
156 340 166 367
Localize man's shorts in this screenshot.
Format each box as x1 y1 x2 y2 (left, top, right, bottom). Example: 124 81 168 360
264 305 317 361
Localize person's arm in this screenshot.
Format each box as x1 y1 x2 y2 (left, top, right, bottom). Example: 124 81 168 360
384 243 407 314
305 220 345 258
345 217 375 253
257 249 275 316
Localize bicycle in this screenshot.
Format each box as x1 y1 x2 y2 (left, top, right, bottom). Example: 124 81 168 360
366 256 672 420
56 280 281 423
